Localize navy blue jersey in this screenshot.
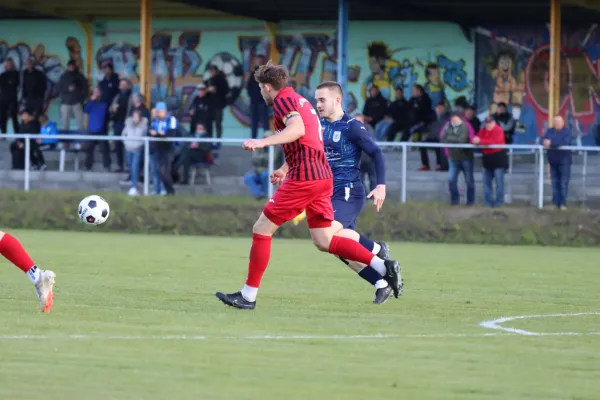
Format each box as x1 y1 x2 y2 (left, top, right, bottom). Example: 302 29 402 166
322 113 385 189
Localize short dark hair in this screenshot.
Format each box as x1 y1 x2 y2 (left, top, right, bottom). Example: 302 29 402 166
254 60 289 91
316 81 344 97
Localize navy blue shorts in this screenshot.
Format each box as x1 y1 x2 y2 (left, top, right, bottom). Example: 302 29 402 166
331 182 366 230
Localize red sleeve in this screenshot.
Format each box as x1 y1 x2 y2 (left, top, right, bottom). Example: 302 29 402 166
273 97 300 126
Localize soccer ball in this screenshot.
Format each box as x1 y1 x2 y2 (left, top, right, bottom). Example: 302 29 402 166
78 195 110 225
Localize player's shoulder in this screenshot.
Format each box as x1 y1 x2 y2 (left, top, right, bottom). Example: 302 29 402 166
346 116 368 133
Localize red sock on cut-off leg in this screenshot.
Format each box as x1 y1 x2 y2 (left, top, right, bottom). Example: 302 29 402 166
328 236 375 266
246 233 273 288
0 233 35 273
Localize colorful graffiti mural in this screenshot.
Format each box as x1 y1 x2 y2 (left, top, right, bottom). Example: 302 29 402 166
0 20 474 137
96 32 244 123
475 25 600 146
94 22 473 136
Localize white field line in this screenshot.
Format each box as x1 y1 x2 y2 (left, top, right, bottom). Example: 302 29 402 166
0 333 504 341
0 312 597 341
479 312 600 336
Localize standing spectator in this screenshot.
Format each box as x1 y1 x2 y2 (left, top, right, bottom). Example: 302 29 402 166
0 58 20 134
119 94 150 187
130 94 150 120
122 110 148 196
465 105 481 133
21 58 47 118
190 83 214 135
110 79 133 173
403 84 433 142
99 63 120 133
362 85 388 137
494 102 516 144
206 66 229 139
543 115 573 210
441 113 475 205
419 103 449 171
472 116 508 208
385 87 410 142
83 88 110 171
148 108 165 195
354 113 377 194
179 123 213 185
57 60 88 131
247 55 270 139
149 102 177 195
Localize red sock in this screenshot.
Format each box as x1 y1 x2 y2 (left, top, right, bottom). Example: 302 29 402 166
328 236 375 266
246 233 272 288
0 233 35 273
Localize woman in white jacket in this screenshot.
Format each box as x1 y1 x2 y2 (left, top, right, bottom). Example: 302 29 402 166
121 110 148 196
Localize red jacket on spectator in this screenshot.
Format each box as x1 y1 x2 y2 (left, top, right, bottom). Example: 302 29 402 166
474 123 505 155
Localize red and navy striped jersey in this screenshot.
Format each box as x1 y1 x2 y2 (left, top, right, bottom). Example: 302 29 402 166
272 87 332 181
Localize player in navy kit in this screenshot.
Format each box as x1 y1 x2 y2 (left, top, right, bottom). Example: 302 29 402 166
315 81 403 304
215 62 402 310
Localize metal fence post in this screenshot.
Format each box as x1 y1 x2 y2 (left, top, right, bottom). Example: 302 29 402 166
143 137 150 196
24 137 30 192
268 145 275 199
507 148 513 204
401 142 407 203
582 150 588 205
537 147 544 209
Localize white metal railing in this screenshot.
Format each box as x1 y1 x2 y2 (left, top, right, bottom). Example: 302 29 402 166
5 133 600 208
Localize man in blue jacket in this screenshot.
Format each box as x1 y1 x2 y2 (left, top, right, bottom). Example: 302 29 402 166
84 87 110 171
543 115 574 210
149 102 178 195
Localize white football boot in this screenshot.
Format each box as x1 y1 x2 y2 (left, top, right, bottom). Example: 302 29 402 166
35 269 56 313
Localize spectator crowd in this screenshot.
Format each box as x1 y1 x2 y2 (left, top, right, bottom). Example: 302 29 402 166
360 82 576 210
0 56 578 207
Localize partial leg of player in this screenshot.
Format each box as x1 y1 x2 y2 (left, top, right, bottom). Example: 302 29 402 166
0 231 55 312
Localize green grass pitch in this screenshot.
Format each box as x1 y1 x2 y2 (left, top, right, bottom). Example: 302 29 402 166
0 230 599 400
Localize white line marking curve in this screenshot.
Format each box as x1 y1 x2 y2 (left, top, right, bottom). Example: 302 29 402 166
480 312 600 336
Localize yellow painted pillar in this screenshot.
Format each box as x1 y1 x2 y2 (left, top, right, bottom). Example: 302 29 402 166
76 20 93 80
140 0 152 108
265 22 279 63
548 0 561 127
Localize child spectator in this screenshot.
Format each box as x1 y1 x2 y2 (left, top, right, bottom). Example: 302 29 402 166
122 110 148 196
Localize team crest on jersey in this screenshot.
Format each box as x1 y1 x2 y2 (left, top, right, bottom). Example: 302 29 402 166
333 131 341 142
299 98 308 107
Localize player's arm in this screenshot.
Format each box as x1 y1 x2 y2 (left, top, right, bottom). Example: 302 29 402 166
348 121 386 186
263 114 305 146
278 162 289 174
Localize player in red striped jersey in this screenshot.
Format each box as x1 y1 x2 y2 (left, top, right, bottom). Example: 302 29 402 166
216 61 401 309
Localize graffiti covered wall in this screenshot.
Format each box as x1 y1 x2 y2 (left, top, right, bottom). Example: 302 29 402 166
94 21 473 137
475 25 600 146
0 20 473 137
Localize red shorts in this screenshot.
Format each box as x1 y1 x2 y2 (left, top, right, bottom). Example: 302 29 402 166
263 179 334 228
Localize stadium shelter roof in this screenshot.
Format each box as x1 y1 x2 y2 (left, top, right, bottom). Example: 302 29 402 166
0 0 599 23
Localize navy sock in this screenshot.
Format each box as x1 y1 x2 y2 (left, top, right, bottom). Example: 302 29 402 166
358 234 375 252
358 266 383 286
